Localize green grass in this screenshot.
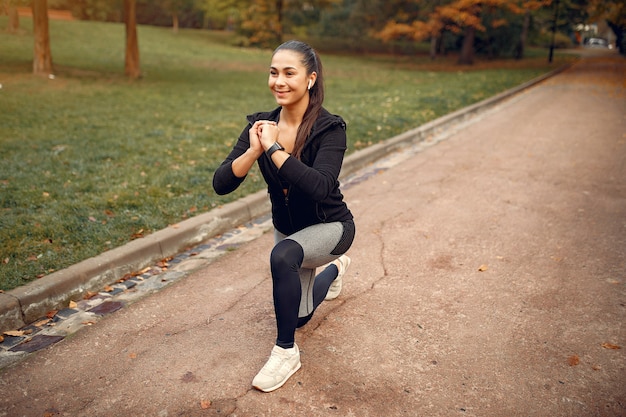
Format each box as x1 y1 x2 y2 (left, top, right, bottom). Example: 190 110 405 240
0 17 575 290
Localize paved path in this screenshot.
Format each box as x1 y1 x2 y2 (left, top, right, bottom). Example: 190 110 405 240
0 55 624 417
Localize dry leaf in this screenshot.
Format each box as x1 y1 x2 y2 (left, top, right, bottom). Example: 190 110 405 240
84 291 98 299
46 310 58 319
0 335 3 343
131 229 144 239
601 342 621 350
4 330 25 337
69 300 78 309
129 352 137 359
478 264 488 272
33 318 51 327
200 400 211 409
104 285 114 292
567 355 580 366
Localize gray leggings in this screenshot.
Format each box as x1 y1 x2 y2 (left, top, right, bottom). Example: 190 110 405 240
271 220 355 348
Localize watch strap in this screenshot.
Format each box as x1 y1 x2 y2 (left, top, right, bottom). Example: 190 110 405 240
265 142 284 158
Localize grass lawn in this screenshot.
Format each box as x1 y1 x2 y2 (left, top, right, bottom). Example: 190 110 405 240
0 17 576 291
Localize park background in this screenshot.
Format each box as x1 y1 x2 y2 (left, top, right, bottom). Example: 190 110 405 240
1 0 623 291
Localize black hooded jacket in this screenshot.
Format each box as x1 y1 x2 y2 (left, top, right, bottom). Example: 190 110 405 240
212 107 353 235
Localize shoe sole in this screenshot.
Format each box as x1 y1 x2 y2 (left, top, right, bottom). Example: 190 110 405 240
252 361 302 393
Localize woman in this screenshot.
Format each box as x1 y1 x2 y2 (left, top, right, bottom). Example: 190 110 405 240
212 40 355 392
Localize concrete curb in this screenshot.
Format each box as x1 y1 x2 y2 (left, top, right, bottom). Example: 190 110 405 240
0 63 572 333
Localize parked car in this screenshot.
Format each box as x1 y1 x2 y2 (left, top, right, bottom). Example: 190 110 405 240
585 37 610 48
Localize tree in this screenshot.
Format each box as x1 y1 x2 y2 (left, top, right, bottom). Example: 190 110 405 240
3 0 21 33
377 0 554 64
124 0 141 78
32 0 53 74
196 0 241 30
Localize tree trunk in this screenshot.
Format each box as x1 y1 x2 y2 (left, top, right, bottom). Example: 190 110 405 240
275 0 283 43
429 36 438 60
172 13 179 33
514 11 530 60
6 0 19 33
32 0 53 75
458 26 475 65
124 0 141 79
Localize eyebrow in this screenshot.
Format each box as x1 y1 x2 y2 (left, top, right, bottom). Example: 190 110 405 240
270 65 297 71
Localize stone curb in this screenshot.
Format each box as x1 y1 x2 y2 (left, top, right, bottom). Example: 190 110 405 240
0 63 572 333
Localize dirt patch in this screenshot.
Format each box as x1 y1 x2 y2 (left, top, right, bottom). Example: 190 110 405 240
17 7 74 21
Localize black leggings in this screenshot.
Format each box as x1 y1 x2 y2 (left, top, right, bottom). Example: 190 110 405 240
271 220 355 349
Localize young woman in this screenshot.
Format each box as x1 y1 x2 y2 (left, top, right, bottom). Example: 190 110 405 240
212 40 355 392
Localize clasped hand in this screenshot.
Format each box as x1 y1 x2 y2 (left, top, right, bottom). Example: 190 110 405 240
249 120 279 155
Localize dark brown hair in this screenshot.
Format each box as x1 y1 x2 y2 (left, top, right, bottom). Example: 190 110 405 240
272 40 324 160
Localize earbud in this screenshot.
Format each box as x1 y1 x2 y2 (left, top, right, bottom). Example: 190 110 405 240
308 80 312 90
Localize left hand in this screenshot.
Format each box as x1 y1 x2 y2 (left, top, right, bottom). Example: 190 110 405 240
259 123 280 151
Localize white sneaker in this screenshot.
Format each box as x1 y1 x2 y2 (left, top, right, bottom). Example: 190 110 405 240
324 255 351 301
252 344 301 392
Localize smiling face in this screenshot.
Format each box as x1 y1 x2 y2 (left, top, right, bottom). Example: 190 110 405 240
269 49 316 110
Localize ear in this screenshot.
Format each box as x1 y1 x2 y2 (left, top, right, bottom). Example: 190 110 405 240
308 72 317 90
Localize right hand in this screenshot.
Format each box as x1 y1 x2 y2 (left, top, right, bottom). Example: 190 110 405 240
249 120 276 155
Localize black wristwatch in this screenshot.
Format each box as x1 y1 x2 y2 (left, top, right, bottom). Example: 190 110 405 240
265 142 284 158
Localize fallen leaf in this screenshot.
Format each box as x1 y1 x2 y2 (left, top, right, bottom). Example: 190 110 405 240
1 258 6 264
69 300 78 309
0 335 3 342
478 264 488 272
33 318 51 327
88 216 97 222
42 192 50 197
4 330 25 337
601 342 621 350
567 355 580 366
104 285 114 292
200 400 211 409
129 352 137 359
46 310 58 319
83 291 98 299
131 229 144 239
